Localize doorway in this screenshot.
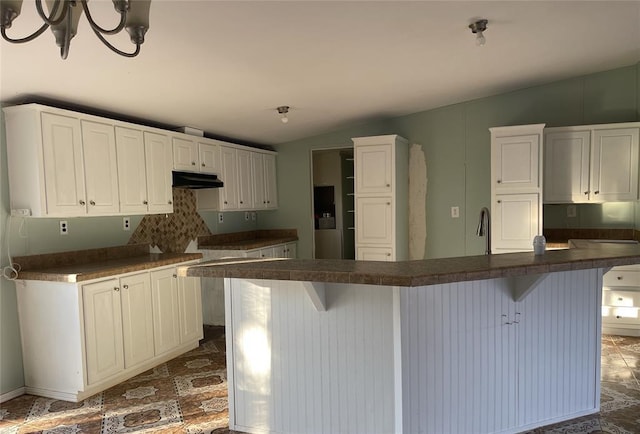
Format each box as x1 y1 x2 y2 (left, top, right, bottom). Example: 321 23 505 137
311 148 355 259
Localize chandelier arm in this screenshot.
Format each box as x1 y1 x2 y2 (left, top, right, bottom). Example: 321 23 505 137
80 0 126 35
35 0 67 27
90 27 140 57
59 7 71 59
1 23 50 44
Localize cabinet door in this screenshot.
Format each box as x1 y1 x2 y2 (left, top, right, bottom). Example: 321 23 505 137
219 146 239 209
285 242 296 258
144 132 174 213
82 279 124 385
591 127 639 202
543 130 590 203
355 144 392 195
263 153 278 209
41 112 86 216
116 127 149 214
356 246 393 261
356 197 393 246
492 193 540 252
259 247 275 258
199 142 220 174
178 274 203 343
251 152 266 209
492 134 540 191
81 120 120 215
150 268 181 355
120 272 155 368
272 244 286 258
172 137 198 171
236 149 253 209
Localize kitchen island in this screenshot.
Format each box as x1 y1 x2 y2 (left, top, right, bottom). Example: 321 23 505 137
182 244 640 434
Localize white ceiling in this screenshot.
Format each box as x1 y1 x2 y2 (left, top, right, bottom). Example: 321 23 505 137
1 1 639 146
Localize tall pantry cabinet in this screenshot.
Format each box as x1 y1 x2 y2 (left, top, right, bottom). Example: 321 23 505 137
490 124 545 253
352 135 409 261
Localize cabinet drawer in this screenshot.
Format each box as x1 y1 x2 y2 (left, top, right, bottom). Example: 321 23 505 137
602 289 640 307
603 270 640 287
602 306 640 325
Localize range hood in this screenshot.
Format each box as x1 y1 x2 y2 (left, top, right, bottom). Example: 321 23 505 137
172 171 224 189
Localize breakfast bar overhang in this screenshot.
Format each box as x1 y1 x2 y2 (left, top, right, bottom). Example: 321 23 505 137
181 244 640 434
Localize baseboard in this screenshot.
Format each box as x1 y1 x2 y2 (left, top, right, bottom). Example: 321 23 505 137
0 387 25 403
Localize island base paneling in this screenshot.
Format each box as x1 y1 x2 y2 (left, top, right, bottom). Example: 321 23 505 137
224 269 602 434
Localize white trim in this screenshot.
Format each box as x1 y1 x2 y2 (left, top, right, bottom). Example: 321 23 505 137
0 387 25 403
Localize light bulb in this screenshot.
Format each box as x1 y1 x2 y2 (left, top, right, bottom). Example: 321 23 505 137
281 115 289 124
475 31 486 46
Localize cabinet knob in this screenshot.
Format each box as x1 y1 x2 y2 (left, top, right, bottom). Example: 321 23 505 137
497 200 502 204
618 297 624 301
386 202 391 205
191 161 196 166
594 190 599 195
143 200 148 205
89 200 96 206
168 200 172 205
173 274 177 278
123 284 129 289
202 162 206 167
616 315 622 319
224 201 228 204
497 180 502 184
263 201 266 204
584 191 589 195
114 287 120 292
386 184 390 187
267 201 270 204
240 201 243 204
617 276 623 280
79 200 86 205
386 253 391 256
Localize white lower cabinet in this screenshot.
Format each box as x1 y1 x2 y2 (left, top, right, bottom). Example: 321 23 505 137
15 261 202 402
602 264 640 336
493 193 541 253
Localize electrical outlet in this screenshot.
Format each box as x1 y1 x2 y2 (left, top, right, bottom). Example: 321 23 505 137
567 205 577 218
218 213 224 223
451 206 460 218
59 220 68 235
123 217 131 231
244 211 250 221
251 211 256 221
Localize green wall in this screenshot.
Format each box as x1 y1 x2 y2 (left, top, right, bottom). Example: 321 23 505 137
268 63 640 259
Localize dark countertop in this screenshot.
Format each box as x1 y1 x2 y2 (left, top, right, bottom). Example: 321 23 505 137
181 242 640 287
198 229 298 251
14 244 202 283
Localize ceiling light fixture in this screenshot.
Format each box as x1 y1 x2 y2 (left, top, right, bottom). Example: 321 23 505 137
0 0 151 60
469 19 488 46
277 106 290 124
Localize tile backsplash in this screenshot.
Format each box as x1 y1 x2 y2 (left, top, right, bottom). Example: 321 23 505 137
128 188 212 253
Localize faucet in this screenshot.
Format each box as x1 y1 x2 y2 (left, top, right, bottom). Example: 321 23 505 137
476 207 491 255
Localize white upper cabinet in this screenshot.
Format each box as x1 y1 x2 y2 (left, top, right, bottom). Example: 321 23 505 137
544 130 591 203
197 145 278 212
491 132 541 192
236 149 253 210
115 126 149 214
591 127 639 202
144 132 174 214
172 136 221 174
81 120 120 215
544 124 639 203
251 152 278 210
199 142 220 174
355 143 393 195
40 112 87 216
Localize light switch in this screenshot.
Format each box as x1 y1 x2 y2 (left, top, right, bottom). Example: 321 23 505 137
451 206 460 218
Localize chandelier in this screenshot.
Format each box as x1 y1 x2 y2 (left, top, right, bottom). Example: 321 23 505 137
0 0 151 59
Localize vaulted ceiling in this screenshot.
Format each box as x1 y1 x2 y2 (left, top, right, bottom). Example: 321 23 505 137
1 1 639 145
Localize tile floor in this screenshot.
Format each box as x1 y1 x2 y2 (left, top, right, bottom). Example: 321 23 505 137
1 330 639 433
